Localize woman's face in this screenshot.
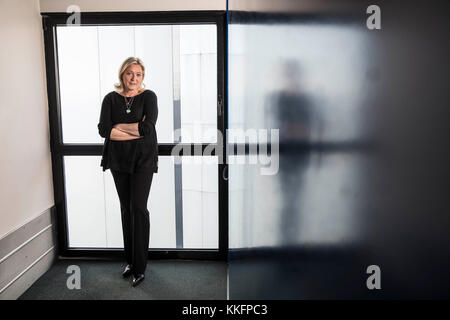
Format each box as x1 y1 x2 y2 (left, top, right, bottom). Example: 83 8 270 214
122 64 144 92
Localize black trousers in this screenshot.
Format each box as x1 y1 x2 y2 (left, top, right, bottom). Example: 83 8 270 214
111 169 154 276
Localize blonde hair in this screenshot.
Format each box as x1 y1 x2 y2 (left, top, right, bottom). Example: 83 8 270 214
114 57 146 92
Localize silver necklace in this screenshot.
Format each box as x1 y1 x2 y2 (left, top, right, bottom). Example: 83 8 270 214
123 95 135 114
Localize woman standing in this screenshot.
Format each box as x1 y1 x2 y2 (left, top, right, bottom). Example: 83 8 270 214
97 57 158 287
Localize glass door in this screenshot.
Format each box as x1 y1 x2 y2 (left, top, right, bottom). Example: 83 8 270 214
42 12 227 259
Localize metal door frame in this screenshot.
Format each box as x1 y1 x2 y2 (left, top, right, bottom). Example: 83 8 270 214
41 11 228 261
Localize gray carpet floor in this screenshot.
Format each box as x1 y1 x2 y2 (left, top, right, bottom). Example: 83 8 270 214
19 259 227 300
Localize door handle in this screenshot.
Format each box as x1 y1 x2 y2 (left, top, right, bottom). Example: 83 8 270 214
222 165 228 181
217 94 223 116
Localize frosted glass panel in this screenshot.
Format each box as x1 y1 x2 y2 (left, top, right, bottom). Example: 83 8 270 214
228 23 368 143
180 25 217 143
56 24 217 144
181 156 219 249
57 26 101 145
228 22 369 249
64 156 107 248
64 156 218 249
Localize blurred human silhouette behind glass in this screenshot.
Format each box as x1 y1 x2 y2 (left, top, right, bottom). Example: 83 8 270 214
265 59 323 246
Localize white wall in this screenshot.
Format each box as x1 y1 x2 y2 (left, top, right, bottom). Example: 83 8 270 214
39 0 225 12
0 0 54 239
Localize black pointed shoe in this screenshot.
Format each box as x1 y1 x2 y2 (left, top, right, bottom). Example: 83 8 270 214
122 265 132 278
132 274 145 287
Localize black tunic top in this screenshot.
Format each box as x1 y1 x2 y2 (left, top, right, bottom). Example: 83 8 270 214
97 89 159 173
